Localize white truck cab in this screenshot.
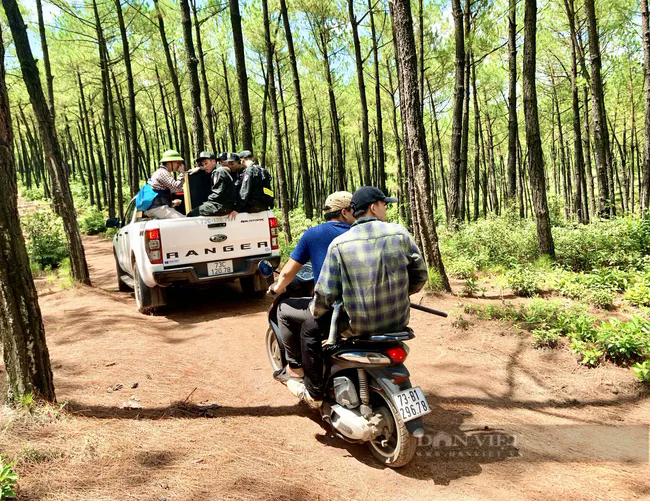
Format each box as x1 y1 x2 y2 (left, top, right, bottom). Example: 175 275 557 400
108 198 280 313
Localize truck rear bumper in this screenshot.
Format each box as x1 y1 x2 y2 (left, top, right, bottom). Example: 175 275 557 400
153 255 281 286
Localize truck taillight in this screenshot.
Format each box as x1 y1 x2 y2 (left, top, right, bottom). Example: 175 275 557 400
145 228 163 264
269 217 279 250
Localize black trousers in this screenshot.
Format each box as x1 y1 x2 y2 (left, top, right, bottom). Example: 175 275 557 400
300 310 333 399
276 297 312 368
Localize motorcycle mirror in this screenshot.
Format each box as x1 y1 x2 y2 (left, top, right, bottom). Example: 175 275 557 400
258 260 274 278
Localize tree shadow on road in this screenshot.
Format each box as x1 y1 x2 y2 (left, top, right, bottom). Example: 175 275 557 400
65 399 311 420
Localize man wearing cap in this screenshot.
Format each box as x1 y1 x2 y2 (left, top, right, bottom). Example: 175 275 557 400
287 186 428 408
142 149 199 219
187 152 241 218
233 150 274 214
268 191 355 384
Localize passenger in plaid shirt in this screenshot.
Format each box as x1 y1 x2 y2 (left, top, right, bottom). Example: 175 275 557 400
286 187 428 408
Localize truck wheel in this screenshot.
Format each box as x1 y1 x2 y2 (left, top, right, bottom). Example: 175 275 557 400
114 253 131 292
133 263 166 314
240 275 265 298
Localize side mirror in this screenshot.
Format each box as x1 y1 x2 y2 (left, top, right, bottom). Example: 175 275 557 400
106 217 121 228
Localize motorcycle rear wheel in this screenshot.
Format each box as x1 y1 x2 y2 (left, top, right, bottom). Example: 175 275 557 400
265 327 285 372
367 387 417 468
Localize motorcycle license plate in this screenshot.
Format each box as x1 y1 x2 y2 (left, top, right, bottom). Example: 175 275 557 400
393 386 431 422
207 260 233 276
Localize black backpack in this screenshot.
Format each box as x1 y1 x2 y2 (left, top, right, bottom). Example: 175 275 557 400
259 167 275 209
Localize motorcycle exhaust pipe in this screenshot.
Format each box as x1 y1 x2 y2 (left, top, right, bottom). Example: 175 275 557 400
410 302 448 318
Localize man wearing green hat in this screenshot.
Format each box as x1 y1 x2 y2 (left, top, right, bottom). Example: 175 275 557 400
142 150 198 219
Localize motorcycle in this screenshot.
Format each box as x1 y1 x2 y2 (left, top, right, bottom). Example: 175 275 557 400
262 261 447 468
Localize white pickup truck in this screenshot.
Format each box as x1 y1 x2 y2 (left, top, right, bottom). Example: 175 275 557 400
106 198 281 313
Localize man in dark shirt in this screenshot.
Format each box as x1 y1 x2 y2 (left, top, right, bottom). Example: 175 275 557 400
233 150 274 214
269 192 354 383
187 152 240 218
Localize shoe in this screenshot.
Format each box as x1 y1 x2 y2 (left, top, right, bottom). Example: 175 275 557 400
286 379 323 410
273 367 303 384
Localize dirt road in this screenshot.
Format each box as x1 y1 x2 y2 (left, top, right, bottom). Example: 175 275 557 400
2 236 649 500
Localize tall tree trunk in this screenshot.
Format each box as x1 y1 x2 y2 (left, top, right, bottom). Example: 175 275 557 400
583 86 596 215
585 0 612 217
180 0 204 153
567 22 586 224
154 0 190 166
348 0 370 185
551 73 569 219
4 0 90 283
259 58 269 170
263 0 291 242
507 0 518 203
275 54 295 208
472 54 480 221
447 0 465 227
386 58 406 222
156 66 173 151
430 83 448 218
222 54 237 152
229 0 253 150
92 0 115 218
523 0 554 256
279 0 313 218
642 0 650 212
369 0 386 193
114 0 138 195
35 0 54 121
191 0 216 153
390 0 450 292
0 26 55 402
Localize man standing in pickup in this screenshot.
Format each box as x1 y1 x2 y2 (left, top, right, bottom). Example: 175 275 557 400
187 152 241 218
143 149 197 219
232 150 275 215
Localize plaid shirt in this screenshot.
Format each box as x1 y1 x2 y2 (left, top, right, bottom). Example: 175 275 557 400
310 217 428 336
149 166 184 193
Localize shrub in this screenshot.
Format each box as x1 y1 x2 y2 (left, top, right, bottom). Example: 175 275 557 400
446 255 477 279
506 265 540 297
586 288 615 310
22 186 45 201
597 317 650 364
624 279 650 307
532 328 561 348
22 209 68 270
0 455 17 499
571 340 604 367
425 268 444 291
632 360 650 383
78 208 106 235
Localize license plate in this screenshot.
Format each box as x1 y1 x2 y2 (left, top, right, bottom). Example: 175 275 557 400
207 260 233 276
393 386 431 422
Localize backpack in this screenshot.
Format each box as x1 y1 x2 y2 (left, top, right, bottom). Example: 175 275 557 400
259 167 275 209
135 183 165 211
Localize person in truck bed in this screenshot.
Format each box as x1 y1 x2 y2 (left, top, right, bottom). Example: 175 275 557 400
187 152 242 218
136 149 198 219
232 150 275 215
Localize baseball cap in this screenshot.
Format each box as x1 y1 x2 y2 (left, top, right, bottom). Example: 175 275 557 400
195 151 216 163
222 152 240 163
350 186 398 212
238 150 253 159
323 191 353 212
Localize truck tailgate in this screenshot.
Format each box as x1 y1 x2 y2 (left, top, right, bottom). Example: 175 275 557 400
158 214 272 267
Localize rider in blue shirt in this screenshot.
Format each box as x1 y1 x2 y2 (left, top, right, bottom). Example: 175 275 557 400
269 192 355 383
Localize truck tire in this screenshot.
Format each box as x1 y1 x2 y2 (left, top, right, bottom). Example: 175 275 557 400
240 275 265 298
114 253 131 292
133 263 166 314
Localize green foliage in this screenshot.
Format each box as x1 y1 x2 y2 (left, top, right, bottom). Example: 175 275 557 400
0 455 17 499
571 341 604 367
78 208 107 235
425 268 444 291
624 278 650 307
21 187 46 201
445 255 477 279
596 317 650 364
505 265 540 297
631 360 650 383
586 288 615 310
22 209 68 270
532 328 561 348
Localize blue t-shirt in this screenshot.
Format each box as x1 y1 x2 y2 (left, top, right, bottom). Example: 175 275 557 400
290 221 351 282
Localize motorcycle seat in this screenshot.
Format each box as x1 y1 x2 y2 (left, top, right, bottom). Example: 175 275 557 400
337 328 415 344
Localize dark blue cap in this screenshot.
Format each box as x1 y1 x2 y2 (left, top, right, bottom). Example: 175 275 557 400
350 186 398 212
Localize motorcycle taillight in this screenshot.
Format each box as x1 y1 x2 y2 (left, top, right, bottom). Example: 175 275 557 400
384 346 407 364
